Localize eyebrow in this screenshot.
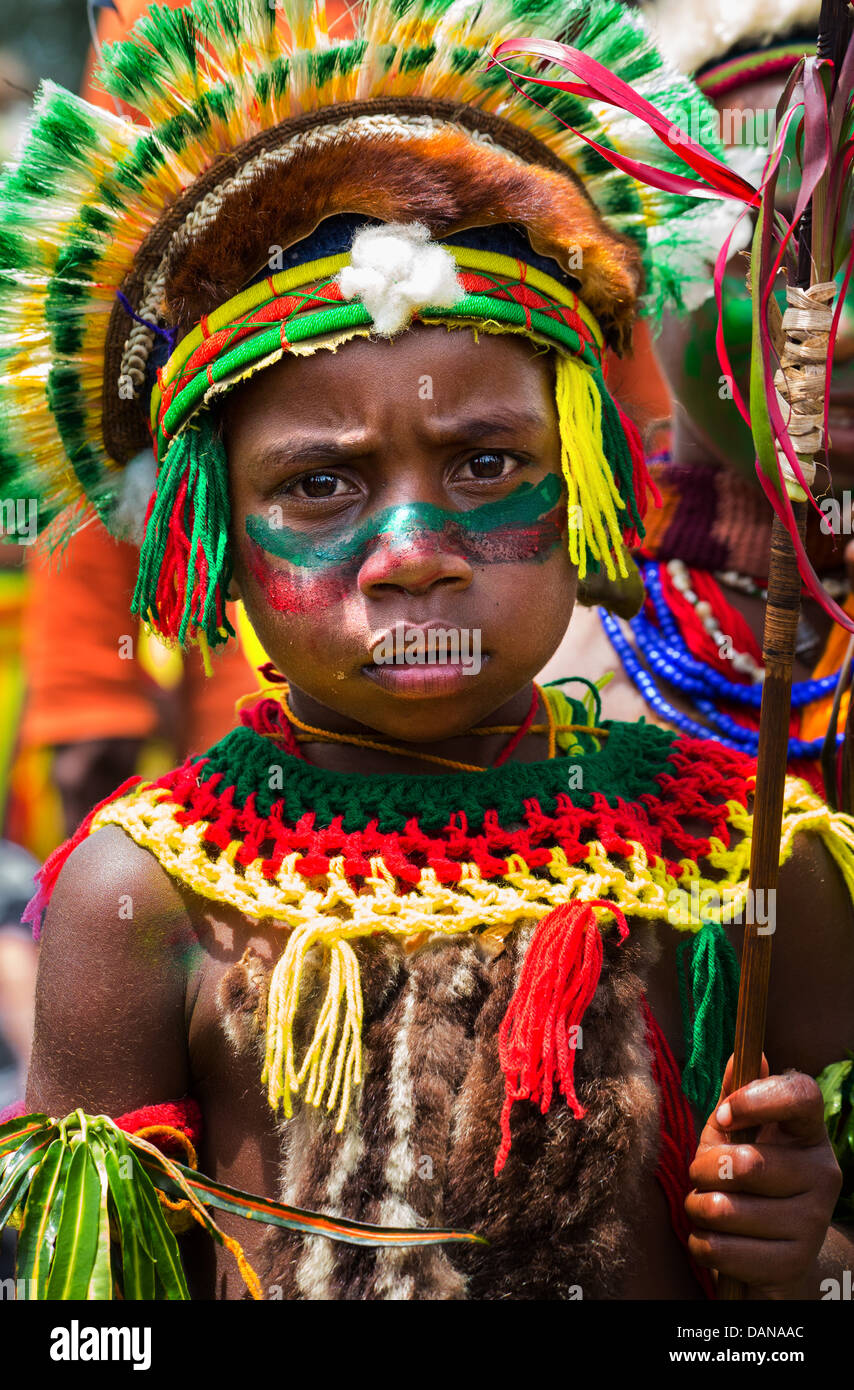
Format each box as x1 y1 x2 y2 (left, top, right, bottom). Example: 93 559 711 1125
252 409 550 473
253 433 376 473
419 408 551 446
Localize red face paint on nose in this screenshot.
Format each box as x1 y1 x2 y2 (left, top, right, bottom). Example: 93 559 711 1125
245 475 566 614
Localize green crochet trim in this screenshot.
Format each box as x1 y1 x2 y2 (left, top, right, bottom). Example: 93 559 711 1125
199 716 678 830
677 919 741 1118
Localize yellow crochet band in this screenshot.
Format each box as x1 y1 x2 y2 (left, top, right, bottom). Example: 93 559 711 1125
88 773 854 1132
150 244 603 431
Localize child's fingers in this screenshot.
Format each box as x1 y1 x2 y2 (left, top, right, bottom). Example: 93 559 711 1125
687 1229 804 1288
688 1140 815 1196
714 1071 827 1143
701 1052 770 1139
685 1188 812 1240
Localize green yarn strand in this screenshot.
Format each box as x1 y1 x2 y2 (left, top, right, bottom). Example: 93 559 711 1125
676 920 741 1117
132 414 235 651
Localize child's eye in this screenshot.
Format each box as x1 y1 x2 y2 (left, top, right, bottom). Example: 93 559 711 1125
458 452 522 481
285 471 349 499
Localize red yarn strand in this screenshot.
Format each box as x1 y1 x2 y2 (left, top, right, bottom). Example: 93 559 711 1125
495 900 629 1174
641 995 716 1299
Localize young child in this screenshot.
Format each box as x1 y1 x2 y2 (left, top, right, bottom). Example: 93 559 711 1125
3 0 854 1300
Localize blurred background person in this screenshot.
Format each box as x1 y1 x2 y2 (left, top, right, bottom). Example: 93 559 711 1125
545 1 854 798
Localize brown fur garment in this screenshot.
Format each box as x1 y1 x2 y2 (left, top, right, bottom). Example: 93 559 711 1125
218 926 662 1300
164 127 642 351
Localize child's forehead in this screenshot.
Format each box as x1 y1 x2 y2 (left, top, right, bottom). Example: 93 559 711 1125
223 326 554 433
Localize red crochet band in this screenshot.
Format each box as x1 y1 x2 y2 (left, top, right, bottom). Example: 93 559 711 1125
0 1096 202 1163
114 1097 203 1159
176 709 755 887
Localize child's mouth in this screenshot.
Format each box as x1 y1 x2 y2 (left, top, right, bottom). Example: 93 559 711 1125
361 658 489 698
362 621 488 697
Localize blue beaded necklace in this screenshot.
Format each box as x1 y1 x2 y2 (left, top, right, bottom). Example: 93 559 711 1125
600 561 844 759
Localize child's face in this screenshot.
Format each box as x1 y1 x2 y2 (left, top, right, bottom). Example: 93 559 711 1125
224 324 577 741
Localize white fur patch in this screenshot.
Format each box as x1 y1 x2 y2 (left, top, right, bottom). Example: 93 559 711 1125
109 448 156 545
337 222 462 336
294 1120 365 1301
642 0 820 73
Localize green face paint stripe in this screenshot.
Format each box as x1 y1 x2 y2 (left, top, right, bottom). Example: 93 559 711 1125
245 474 564 568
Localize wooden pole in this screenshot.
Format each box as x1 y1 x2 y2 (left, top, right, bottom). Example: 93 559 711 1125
716 509 805 1302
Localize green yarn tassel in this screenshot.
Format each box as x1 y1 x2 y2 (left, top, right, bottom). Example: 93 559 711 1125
676 920 740 1117
132 413 235 652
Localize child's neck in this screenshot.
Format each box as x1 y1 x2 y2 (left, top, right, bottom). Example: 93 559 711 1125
284 681 552 776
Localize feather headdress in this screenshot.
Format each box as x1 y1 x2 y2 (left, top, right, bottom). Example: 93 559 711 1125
0 0 728 653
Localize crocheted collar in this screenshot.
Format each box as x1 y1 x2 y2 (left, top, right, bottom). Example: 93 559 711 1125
25 692 854 1159
198 700 673 830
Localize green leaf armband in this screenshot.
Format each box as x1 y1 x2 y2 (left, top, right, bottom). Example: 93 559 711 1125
0 1110 485 1300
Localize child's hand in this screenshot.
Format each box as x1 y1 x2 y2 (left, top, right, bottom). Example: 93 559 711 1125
685 1054 843 1298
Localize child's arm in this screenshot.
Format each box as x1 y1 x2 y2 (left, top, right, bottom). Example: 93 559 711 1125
686 833 854 1298
25 823 194 1119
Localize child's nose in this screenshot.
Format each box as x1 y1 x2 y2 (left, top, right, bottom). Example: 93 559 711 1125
357 532 473 597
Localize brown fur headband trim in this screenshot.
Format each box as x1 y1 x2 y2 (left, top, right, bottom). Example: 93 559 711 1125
163 126 642 352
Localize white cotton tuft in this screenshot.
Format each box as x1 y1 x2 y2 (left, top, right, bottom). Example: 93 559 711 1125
337 222 462 336
641 0 821 74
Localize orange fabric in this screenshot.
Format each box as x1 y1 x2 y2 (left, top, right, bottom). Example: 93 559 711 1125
604 320 672 450
798 593 854 745
21 522 158 747
183 626 264 756
20 517 259 753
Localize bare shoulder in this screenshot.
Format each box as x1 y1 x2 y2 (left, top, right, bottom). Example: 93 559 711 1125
761 829 854 1075
27 823 198 1116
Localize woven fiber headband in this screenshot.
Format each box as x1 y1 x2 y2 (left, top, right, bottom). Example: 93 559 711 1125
152 245 605 451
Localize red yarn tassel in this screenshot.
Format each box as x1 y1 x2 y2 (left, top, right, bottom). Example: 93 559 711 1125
152 471 192 641
495 900 628 1175
615 400 662 546
641 995 716 1299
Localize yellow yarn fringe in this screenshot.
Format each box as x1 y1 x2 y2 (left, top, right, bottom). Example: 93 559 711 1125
555 356 628 582
90 775 854 1133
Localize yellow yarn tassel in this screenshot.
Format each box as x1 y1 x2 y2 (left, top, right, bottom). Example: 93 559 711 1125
262 926 364 1133
555 356 628 582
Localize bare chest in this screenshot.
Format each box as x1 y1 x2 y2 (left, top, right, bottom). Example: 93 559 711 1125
183 904 707 1300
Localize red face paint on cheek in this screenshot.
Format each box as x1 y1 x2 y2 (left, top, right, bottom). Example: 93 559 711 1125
247 538 351 615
